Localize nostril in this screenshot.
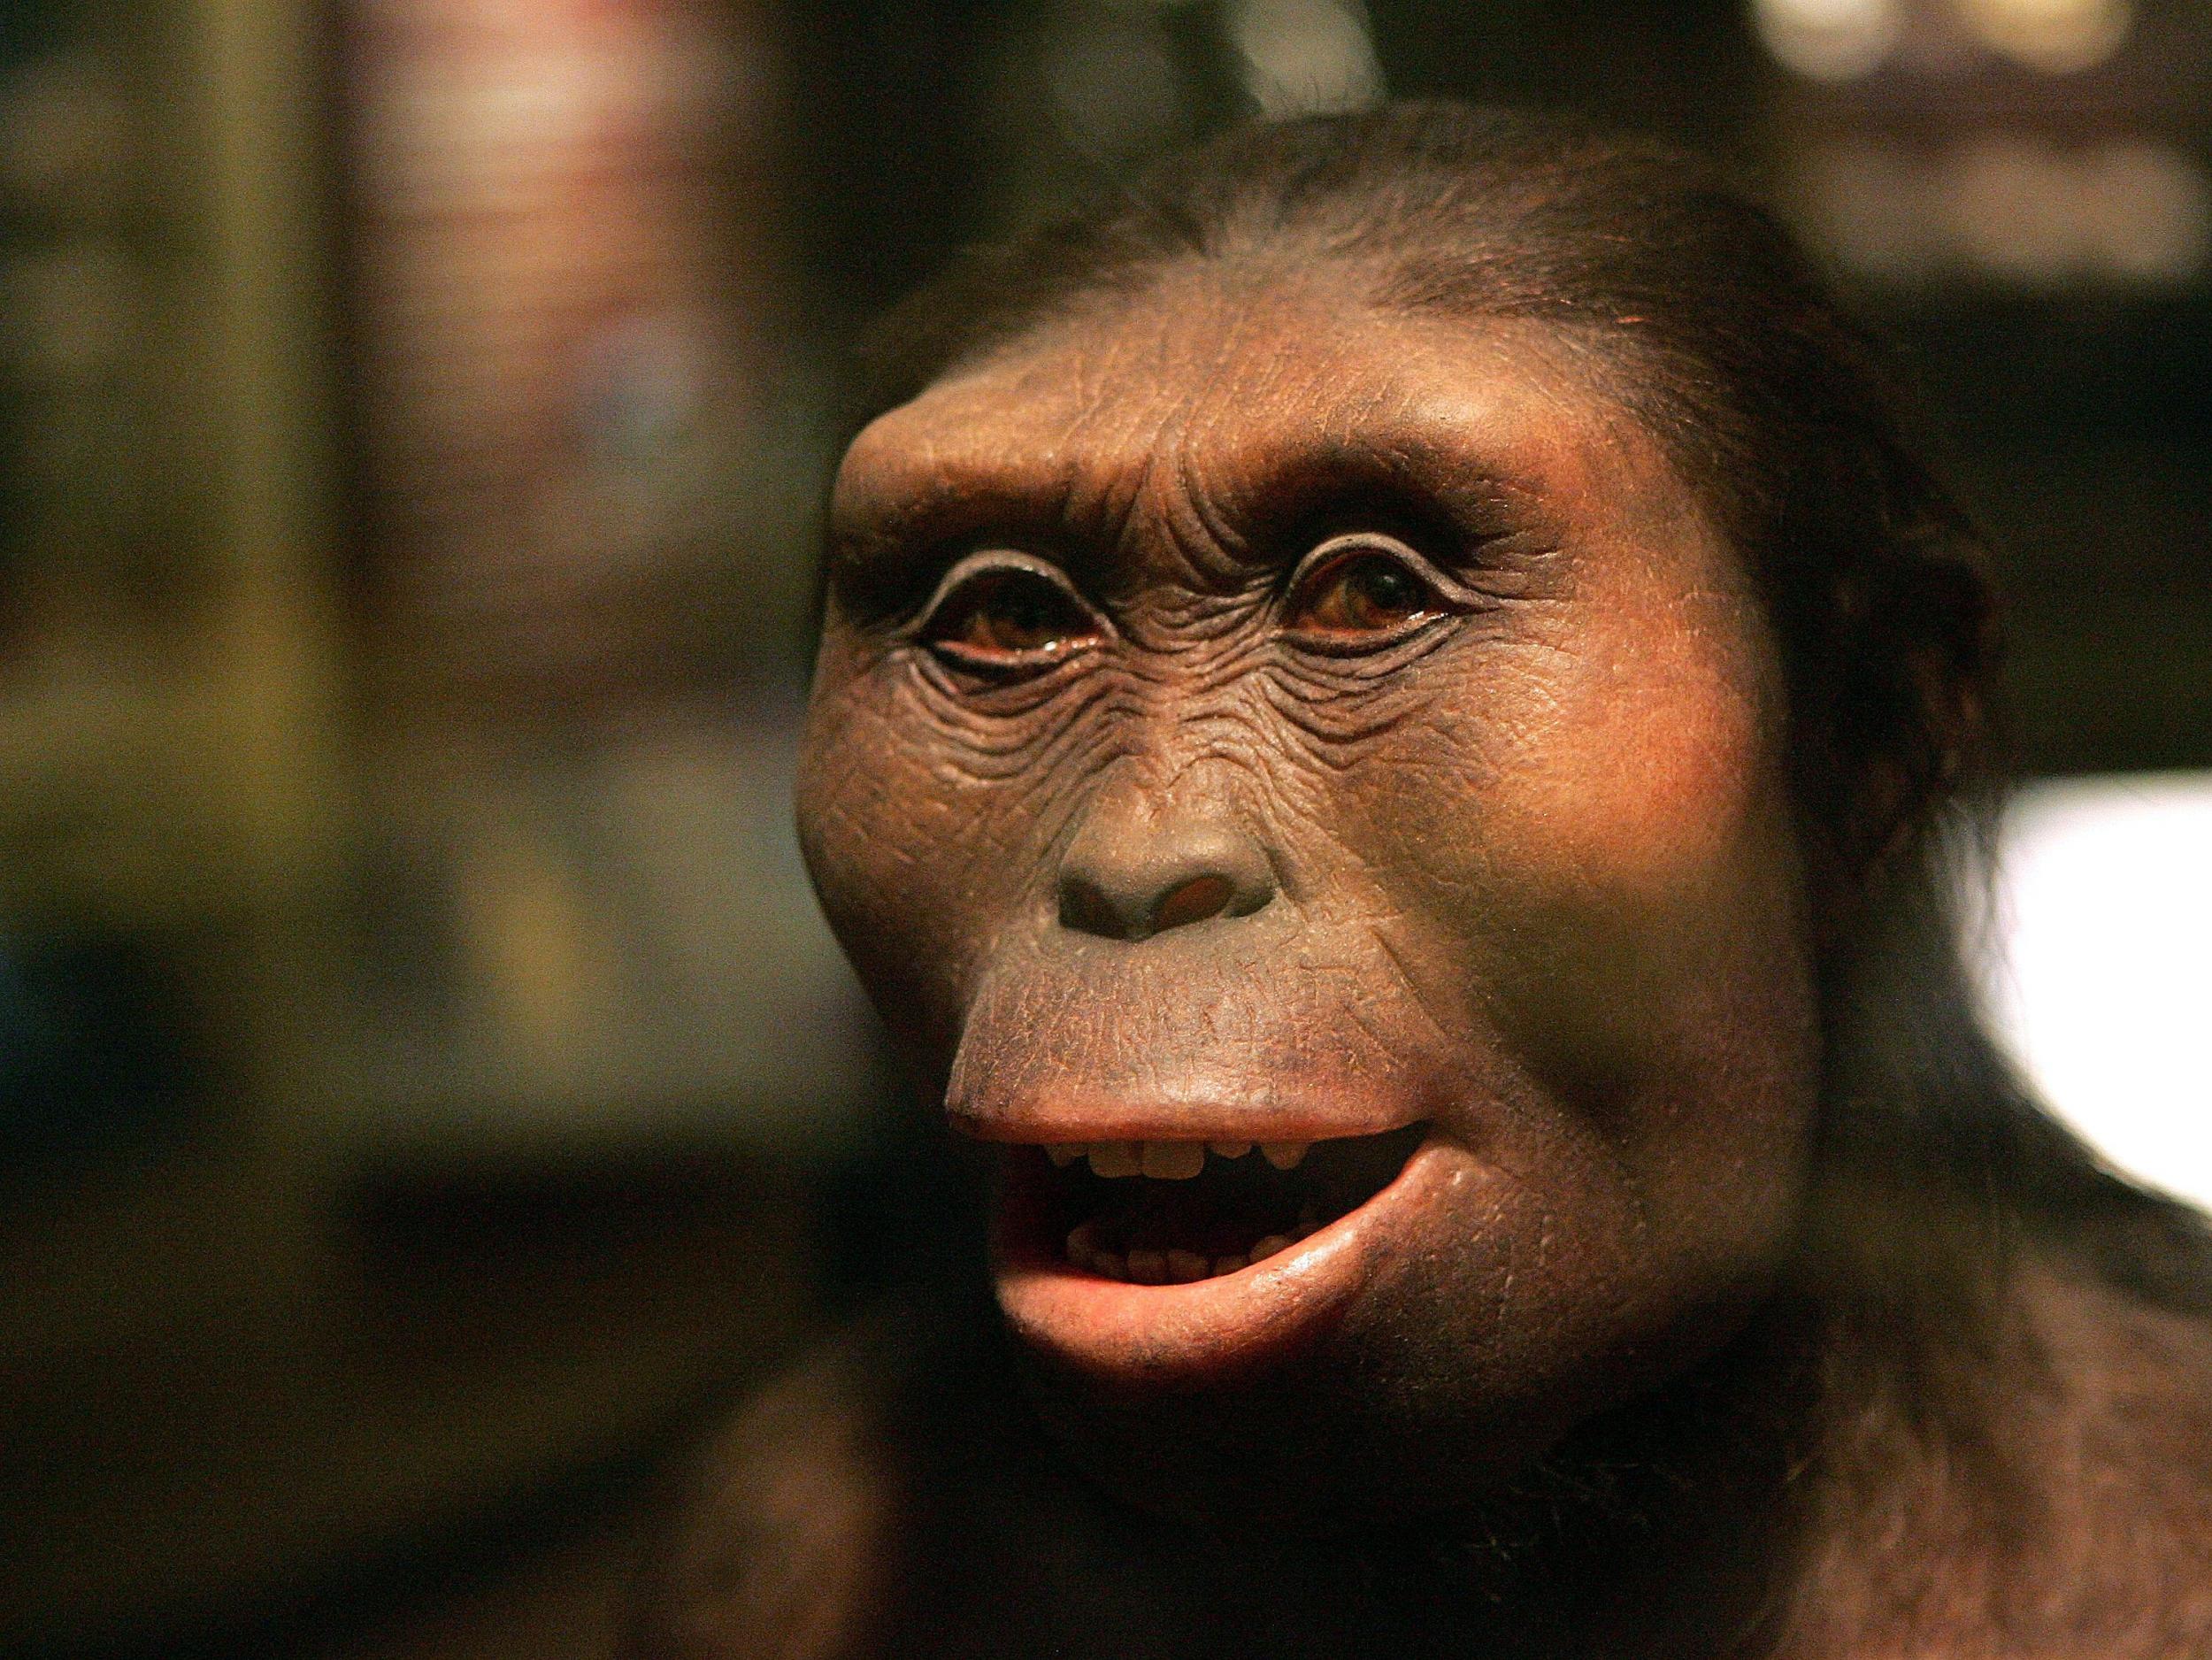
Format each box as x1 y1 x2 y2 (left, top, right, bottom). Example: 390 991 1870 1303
1150 873 1234 934
1058 875 1127 940
1055 811 1279 942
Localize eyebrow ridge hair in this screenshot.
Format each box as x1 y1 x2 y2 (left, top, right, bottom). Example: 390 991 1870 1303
829 403 1563 601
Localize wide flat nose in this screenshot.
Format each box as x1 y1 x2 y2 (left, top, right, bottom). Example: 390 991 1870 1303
1056 812 1277 942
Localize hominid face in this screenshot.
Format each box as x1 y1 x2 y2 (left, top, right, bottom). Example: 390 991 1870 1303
796 263 1821 1520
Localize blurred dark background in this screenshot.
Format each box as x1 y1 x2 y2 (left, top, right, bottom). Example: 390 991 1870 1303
3 1 2206 1655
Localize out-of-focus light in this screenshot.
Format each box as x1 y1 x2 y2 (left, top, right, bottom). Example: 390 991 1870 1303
1972 774 2212 1213
1951 132 2095 279
1751 0 1901 82
1227 0 1385 118
2085 139 2212 281
1794 133 2210 288
1951 133 2209 283
1043 8 1187 158
1797 139 1936 278
1958 0 2132 75
0 56 127 208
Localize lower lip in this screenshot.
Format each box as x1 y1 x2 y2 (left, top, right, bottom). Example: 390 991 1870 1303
990 1136 1448 1390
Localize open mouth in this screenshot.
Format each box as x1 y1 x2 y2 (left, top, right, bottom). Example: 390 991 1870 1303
1025 1124 1431 1284
989 1115 1457 1387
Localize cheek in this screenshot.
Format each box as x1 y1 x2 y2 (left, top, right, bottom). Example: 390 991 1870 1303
795 641 1097 1065
1351 604 1818 1264
1343 1154 1660 1442
1520 642 1809 1064
795 655 981 1058
1494 655 1808 1062
1358 624 1797 990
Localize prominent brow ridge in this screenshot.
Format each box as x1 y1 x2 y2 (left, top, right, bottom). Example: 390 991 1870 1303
831 432 1546 596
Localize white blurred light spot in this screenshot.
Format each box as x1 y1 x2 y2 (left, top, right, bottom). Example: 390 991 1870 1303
1952 132 2093 279
1958 0 2131 74
1798 139 1938 277
1797 134 2209 288
1950 134 2209 284
1228 0 1386 118
1973 774 2212 1211
1752 0 1901 81
2085 140 2212 281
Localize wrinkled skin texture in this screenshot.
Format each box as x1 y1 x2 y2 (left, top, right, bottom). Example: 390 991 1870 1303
631 254 2212 1660
795 265 1820 1519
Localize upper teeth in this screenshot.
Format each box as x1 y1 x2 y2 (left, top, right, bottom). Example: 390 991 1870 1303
1044 1140 1310 1177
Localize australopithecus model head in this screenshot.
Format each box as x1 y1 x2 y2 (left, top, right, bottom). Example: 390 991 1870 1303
790 103 2209 1564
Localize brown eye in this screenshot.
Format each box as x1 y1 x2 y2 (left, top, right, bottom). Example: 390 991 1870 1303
1285 545 1443 640
920 565 1101 672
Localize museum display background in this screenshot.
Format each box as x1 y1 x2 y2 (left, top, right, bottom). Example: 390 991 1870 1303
1 0 2206 1655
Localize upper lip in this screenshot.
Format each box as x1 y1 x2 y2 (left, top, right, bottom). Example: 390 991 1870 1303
945 1085 1427 1148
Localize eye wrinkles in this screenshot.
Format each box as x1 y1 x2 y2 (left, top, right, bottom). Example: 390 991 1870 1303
833 530 1552 811
828 411 1576 780
866 597 1503 805
826 415 1564 628
898 526 1479 654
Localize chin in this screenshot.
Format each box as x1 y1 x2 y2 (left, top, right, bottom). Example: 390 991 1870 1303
988 1128 1783 1527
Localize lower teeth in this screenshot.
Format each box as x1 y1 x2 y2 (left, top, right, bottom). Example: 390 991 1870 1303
1066 1218 1317 1282
1046 1125 1425 1284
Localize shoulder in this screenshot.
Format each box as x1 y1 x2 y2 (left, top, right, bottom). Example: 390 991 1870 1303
623 1299 1207 1660
2005 1251 2212 1616
624 1318 915 1660
1780 1242 2212 1657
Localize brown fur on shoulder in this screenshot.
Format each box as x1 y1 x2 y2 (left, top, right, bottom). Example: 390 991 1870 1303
1776 1248 2212 1657
626 1331 904 1660
625 1303 1233 1660
626 1237 2212 1660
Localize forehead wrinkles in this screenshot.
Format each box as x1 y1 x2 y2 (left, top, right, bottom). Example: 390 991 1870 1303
1079 286 1368 581
835 275 1425 588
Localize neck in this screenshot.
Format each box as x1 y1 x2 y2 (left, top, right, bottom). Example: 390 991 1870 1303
1176 1295 1832 1660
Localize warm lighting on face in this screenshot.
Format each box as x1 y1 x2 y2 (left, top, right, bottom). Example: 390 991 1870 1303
1972 775 2212 1213
1751 0 1902 81
1958 0 2132 74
